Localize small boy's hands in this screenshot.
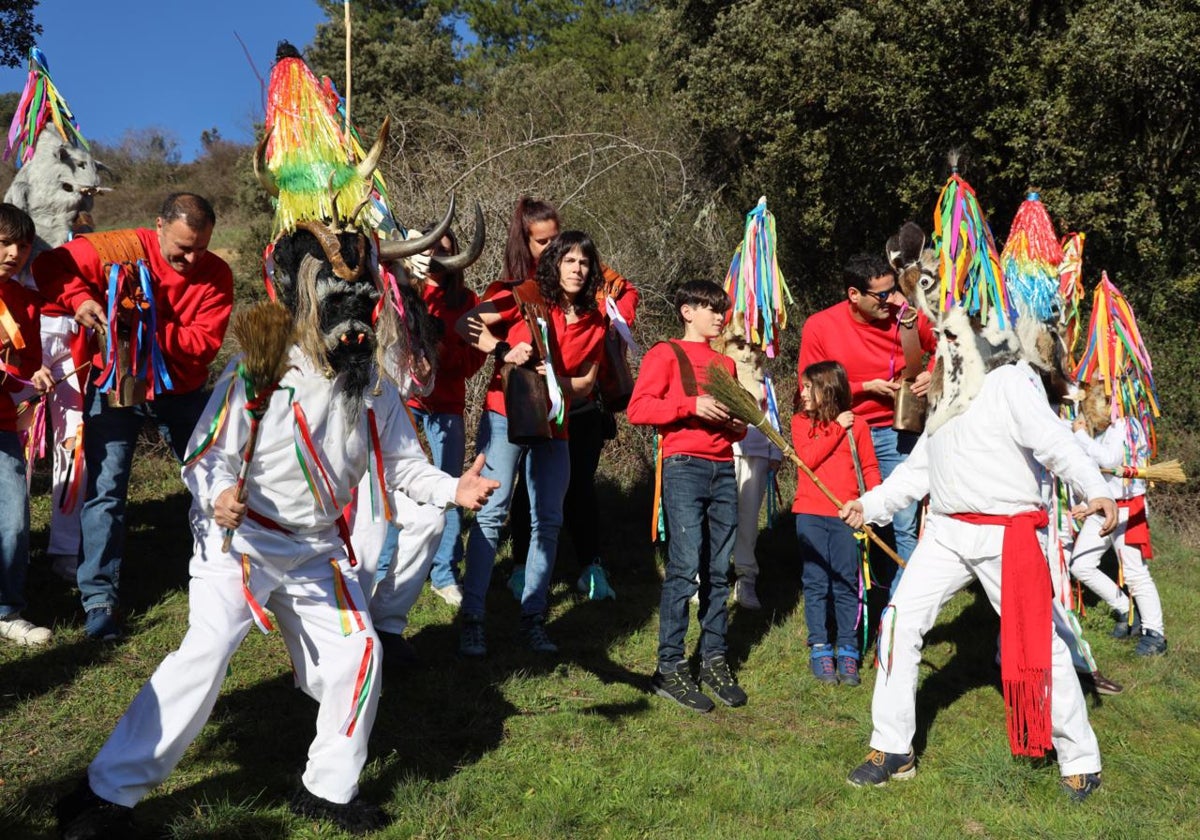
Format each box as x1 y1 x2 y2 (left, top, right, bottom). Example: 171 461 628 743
836 410 854 430
695 394 731 424
31 366 54 393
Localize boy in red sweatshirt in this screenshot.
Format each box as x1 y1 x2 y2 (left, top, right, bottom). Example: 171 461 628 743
628 280 748 712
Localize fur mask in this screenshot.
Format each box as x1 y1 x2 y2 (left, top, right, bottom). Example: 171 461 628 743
1077 381 1114 435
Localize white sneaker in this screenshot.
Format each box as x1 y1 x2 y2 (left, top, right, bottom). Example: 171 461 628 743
733 579 761 610
49 553 79 584
0 615 53 646
432 583 464 607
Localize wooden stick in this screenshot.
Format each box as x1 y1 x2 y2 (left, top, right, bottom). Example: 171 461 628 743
15 361 92 416
344 0 352 160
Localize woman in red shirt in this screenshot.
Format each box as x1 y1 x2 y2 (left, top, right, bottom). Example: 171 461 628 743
456 231 606 656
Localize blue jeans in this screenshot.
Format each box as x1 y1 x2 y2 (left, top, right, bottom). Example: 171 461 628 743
657 455 737 666
77 384 211 611
461 411 569 619
796 513 861 651
0 431 31 618
411 408 466 588
869 426 921 588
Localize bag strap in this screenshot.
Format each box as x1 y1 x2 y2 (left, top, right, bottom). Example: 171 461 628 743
664 339 699 397
511 279 550 361
79 230 146 270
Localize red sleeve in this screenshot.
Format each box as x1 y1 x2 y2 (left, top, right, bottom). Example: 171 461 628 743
855 418 881 488
611 278 639 327
791 412 844 471
160 262 234 369
627 343 693 426
1 285 43 393
32 237 105 314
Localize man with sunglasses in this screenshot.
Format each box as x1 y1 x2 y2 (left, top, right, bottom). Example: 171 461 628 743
797 254 935 589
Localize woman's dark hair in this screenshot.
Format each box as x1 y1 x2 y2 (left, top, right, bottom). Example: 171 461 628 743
801 360 852 424
534 230 601 314
424 223 469 308
503 196 559 283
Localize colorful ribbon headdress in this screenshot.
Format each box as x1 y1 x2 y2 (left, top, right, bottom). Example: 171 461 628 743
4 47 89 167
1057 232 1086 365
723 196 792 359
1000 192 1063 323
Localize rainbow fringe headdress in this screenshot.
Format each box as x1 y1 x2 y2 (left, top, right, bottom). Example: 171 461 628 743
932 164 1012 328
1074 272 1160 457
319 75 400 237
722 196 792 358
1057 232 1086 367
264 45 372 236
4 47 89 166
1000 192 1063 323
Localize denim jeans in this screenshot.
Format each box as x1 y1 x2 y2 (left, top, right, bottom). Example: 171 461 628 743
657 455 737 665
796 512 861 651
0 431 31 618
77 384 211 611
461 411 569 619
869 425 921 589
410 408 466 588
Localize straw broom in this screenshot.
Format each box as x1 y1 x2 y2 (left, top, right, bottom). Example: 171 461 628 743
1102 461 1188 484
222 301 295 551
704 362 906 568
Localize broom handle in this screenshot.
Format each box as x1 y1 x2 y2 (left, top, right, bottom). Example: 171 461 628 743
221 416 262 553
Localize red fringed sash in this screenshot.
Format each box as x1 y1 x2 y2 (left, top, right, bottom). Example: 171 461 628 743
1117 496 1153 560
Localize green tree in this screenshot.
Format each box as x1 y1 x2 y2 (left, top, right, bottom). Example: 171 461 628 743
0 0 41 68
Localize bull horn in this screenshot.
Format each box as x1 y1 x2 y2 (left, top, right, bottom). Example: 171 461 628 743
356 115 391 181
295 220 365 281
431 201 485 272
377 194 457 262
254 129 279 197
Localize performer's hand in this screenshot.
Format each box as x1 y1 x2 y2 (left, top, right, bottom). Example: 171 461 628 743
75 299 108 332
31 366 54 393
214 486 247 530
506 342 534 366
695 394 731 423
863 378 900 399
910 369 932 398
1073 497 1118 536
406 251 432 283
1072 416 1088 433
840 500 865 530
835 410 854 430
455 454 500 511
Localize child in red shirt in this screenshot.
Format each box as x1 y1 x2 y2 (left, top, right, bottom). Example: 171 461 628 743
628 279 747 713
792 360 880 686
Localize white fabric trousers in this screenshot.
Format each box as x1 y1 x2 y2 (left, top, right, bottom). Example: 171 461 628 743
870 522 1101 776
41 319 85 556
88 525 380 807
1070 507 1162 635
732 454 770 581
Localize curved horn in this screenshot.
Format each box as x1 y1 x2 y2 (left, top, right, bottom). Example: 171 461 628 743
295 220 366 281
254 129 279 197
377 193 457 262
431 201 485 272
356 115 391 181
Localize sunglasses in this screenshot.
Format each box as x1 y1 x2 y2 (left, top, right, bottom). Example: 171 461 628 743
861 286 900 303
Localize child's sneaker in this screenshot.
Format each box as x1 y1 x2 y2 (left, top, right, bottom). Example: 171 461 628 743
810 644 837 684
49 553 79 585
1111 607 1140 639
521 614 558 653
1060 772 1102 802
652 661 715 713
732 578 761 609
459 615 487 658
699 654 747 707
836 646 861 686
847 748 916 787
0 615 52 646
577 563 617 600
1134 628 1167 657
84 606 122 641
508 566 526 602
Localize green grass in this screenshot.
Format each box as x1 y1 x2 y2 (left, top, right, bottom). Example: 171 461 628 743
2 446 1198 839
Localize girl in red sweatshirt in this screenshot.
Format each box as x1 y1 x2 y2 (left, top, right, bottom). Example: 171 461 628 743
792 360 880 686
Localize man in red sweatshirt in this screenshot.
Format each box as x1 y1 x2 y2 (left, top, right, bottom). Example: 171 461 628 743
628 279 748 713
797 254 935 587
34 193 233 640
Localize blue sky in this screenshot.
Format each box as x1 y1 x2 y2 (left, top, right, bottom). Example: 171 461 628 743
2 1 332 160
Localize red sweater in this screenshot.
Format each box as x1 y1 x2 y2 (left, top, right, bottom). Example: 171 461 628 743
627 338 745 460
797 301 935 427
791 413 880 516
407 282 485 415
1 279 43 431
33 228 233 394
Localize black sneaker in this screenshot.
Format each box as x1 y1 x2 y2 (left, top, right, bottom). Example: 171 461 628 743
1060 772 1102 802
55 779 134 840
699 654 747 707
520 614 558 653
1134 629 1167 657
1079 670 1124 696
847 749 917 787
652 662 715 713
289 787 388 835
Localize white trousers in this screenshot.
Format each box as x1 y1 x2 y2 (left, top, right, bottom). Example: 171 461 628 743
349 473 446 636
41 318 85 556
871 517 1101 776
88 524 380 807
732 454 770 581
1070 506 1163 635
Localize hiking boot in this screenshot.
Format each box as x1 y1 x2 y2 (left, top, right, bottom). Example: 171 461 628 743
847 749 917 787
289 786 388 835
1060 772 1102 803
836 647 861 687
84 607 122 641
49 552 79 585
699 654 747 707
810 644 837 684
652 661 715 713
459 615 487 658
1134 628 1167 657
577 563 617 600
432 583 463 607
0 614 52 646
732 578 761 610
56 779 134 840
1080 670 1124 696
1111 607 1140 639
521 614 559 653
508 566 526 602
